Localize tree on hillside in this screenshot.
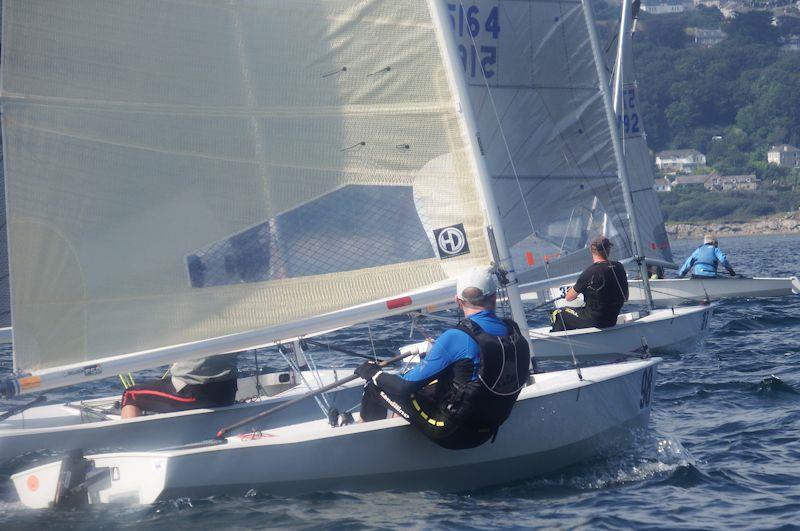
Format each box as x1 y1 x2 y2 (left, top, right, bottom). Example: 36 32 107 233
725 11 779 45
736 54 800 147
707 127 752 173
637 13 689 48
776 15 800 37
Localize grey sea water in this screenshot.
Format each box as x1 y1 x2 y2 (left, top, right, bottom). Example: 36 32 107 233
1 233 799 530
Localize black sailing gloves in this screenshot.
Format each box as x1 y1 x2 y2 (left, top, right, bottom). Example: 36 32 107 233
355 361 382 382
729 269 737 277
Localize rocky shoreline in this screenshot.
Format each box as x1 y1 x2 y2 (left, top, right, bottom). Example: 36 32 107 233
666 212 800 240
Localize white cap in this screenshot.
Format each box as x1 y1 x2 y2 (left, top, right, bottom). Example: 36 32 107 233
456 267 497 303
704 234 717 244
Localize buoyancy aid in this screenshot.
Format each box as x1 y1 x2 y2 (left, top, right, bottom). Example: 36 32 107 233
692 244 719 275
443 318 530 430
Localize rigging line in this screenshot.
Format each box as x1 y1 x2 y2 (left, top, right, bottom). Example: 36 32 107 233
367 323 378 363
532 1 640 359
458 0 537 243
302 343 331 411
559 207 578 254
253 348 266 397
609 259 630 302
277 345 328 418
552 310 584 380
457 0 588 363
485 88 522 155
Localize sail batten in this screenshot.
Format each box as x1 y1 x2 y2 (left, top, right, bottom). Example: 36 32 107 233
2 0 492 379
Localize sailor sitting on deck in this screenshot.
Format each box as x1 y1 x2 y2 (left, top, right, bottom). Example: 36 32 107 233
120 355 238 419
677 234 736 279
353 267 530 450
550 236 629 331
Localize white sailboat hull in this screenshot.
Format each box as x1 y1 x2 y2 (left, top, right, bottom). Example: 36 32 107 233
523 276 799 307
0 370 363 467
630 276 800 305
530 305 712 360
13 359 658 507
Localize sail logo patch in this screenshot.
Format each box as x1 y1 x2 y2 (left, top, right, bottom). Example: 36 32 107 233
434 224 469 259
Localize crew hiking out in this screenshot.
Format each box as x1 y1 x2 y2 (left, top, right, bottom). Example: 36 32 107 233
677 234 735 279
353 267 531 450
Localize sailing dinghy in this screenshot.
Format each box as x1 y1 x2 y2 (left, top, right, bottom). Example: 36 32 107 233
0 0 643 459
14 359 657 507
627 276 800 305
5 0 659 505
595 1 798 308
0 362 366 466
466 0 711 359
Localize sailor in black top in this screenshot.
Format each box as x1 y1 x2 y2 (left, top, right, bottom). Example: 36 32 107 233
550 236 629 331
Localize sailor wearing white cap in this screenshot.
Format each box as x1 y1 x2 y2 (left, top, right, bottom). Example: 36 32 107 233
354 267 530 449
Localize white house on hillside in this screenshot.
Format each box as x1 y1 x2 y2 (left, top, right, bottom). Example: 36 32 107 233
687 28 725 47
672 173 713 189
655 149 707 173
768 144 800 168
654 178 672 192
706 174 759 191
640 0 688 14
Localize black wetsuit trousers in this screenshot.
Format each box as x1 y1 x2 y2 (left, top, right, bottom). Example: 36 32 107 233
360 382 493 450
121 379 237 413
549 307 598 332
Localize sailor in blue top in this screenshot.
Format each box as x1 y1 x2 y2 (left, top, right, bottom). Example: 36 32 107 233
354 267 531 450
399 308 508 385
677 234 736 278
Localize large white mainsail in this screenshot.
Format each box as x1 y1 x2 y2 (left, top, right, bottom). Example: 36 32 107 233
441 0 635 288
1 1 496 394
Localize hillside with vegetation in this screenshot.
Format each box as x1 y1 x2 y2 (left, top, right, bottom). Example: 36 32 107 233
597 5 800 222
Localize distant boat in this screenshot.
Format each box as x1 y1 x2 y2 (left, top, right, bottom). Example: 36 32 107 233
511 0 712 359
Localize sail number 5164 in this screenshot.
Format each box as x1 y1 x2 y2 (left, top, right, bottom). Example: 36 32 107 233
447 4 500 79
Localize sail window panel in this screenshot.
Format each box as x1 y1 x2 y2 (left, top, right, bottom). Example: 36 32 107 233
3 106 484 296
187 185 437 287
2 1 492 372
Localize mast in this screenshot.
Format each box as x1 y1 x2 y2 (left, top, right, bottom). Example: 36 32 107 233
582 0 654 309
426 0 534 360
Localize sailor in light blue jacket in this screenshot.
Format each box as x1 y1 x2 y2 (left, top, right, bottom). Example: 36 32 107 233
677 234 736 278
